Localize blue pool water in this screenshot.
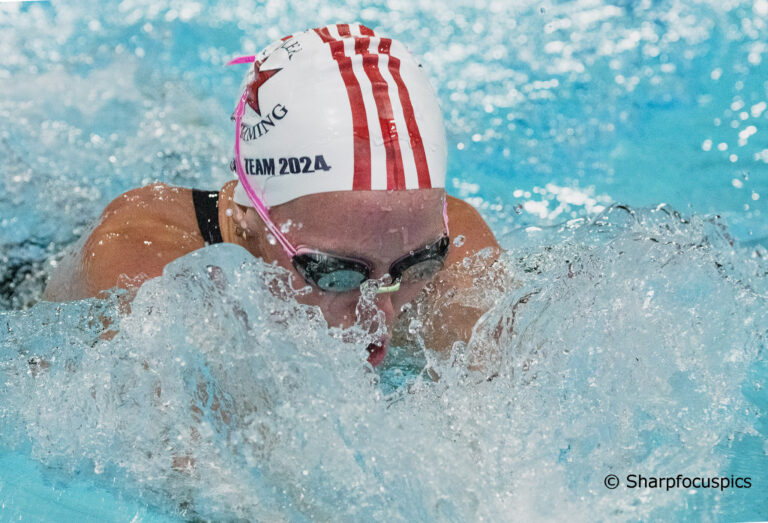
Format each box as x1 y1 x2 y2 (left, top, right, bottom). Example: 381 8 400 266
1 0 767 520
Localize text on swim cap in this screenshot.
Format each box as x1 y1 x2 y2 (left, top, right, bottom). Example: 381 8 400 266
240 103 288 141
244 155 332 176
279 38 302 60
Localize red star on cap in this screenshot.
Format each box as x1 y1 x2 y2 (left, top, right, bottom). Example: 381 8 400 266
247 59 282 116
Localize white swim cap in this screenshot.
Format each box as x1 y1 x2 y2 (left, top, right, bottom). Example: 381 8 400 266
231 23 447 208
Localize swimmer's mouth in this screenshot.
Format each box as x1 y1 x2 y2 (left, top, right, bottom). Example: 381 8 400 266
366 337 389 367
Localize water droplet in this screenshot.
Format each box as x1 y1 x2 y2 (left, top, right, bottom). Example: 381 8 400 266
267 234 277 245
408 318 423 335
360 279 380 299
280 219 292 233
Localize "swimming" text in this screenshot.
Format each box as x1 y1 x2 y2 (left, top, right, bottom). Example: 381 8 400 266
240 103 288 141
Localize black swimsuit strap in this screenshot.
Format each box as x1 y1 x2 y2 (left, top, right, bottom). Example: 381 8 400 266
192 189 224 245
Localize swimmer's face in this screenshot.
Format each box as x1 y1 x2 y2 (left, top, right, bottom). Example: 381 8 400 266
245 189 446 331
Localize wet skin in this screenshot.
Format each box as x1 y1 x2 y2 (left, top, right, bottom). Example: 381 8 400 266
43 181 500 357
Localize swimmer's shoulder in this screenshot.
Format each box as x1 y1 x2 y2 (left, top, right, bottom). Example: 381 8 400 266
44 183 210 301
414 197 502 356
95 182 202 242
445 195 500 262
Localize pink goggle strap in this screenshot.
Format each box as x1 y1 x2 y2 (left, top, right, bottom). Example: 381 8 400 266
233 86 298 257
226 55 256 66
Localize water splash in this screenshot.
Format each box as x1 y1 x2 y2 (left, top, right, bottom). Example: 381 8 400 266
1 207 766 520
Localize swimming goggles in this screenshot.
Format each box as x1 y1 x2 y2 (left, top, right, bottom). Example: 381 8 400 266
292 235 450 293
229 56 450 294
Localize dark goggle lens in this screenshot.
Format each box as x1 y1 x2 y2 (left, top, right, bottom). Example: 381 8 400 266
315 269 368 291
390 235 450 282
399 258 444 283
293 253 370 293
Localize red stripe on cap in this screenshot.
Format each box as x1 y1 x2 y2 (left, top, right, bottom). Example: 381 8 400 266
379 38 432 189
280 34 293 41
316 26 332 41
359 25 375 36
337 24 351 37
314 27 372 190
355 37 406 190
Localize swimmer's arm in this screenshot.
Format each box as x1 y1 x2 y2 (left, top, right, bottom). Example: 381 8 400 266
43 184 205 302
419 196 502 356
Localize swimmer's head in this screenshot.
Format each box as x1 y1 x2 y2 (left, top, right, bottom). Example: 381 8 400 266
227 25 449 365
229 23 447 208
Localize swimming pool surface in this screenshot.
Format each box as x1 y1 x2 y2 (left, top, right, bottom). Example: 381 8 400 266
1 0 767 520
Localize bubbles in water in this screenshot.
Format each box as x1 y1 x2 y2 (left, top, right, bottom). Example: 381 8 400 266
359 278 380 297
407 318 422 335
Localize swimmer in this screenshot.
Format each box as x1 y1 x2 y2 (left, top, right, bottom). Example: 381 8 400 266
43 24 501 366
